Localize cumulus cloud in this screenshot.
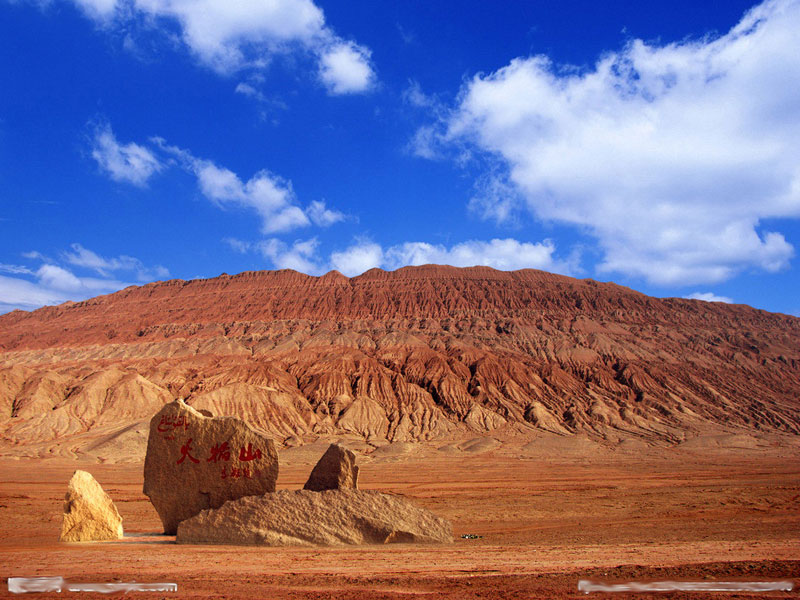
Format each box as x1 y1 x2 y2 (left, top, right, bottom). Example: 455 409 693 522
318 41 374 94
257 238 323 273
91 123 163 186
35 264 85 292
227 234 571 278
59 0 375 94
225 237 324 273
426 0 800 286
0 244 167 313
684 291 734 303
330 237 576 277
330 240 383 276
194 161 310 233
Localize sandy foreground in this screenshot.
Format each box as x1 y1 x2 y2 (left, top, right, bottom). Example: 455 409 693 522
1 448 799 599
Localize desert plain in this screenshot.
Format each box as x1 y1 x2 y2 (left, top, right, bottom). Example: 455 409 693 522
2 434 799 599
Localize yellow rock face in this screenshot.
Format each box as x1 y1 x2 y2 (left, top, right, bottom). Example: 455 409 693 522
59 470 123 542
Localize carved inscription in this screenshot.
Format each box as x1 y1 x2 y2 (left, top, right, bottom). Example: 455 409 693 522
175 437 266 479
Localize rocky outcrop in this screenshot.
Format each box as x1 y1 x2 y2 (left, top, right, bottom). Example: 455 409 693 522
176 489 453 546
143 399 278 534
59 470 123 542
304 444 359 491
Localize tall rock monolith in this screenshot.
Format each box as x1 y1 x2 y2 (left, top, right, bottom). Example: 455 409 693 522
143 399 278 534
60 470 123 542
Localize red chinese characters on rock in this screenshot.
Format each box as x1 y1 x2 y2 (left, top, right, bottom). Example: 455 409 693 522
158 414 190 434
176 438 200 464
239 443 262 461
220 466 254 480
174 437 265 479
207 442 231 463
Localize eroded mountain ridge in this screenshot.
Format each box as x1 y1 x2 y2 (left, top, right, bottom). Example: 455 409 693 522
1 265 798 458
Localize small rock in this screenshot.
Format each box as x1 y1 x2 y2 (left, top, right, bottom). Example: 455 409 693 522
143 399 279 534
177 489 453 546
60 470 123 542
303 443 359 491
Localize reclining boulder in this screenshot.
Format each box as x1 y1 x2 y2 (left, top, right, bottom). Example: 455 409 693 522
176 489 453 546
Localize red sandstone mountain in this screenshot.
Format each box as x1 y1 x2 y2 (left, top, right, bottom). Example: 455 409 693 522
1 265 799 460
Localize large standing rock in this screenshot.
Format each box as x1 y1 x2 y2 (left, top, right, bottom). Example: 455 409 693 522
303 443 359 491
60 470 123 542
143 399 278 534
177 489 453 546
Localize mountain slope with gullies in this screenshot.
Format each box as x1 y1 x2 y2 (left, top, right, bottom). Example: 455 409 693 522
1 265 799 460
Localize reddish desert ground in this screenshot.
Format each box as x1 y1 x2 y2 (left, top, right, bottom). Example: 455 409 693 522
2 267 799 597
1 442 799 599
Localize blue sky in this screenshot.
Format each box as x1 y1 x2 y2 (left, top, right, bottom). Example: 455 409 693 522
1 0 799 316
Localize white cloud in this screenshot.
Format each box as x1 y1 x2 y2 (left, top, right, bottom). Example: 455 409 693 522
130 0 323 73
329 237 576 277
404 81 449 159
232 234 576 278
36 264 85 292
62 243 135 274
408 125 441 160
234 82 265 102
21 251 49 261
684 292 734 303
307 200 345 227
194 161 310 234
61 0 375 94
0 274 73 313
387 238 574 273
62 243 169 281
72 0 116 19
403 80 435 109
467 173 524 225
318 41 375 95
429 0 800 286
330 240 383 276
0 246 169 313
223 237 252 254
0 266 129 313
225 237 324 273
152 137 345 234
257 238 323 273
91 123 163 186
0 263 34 275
